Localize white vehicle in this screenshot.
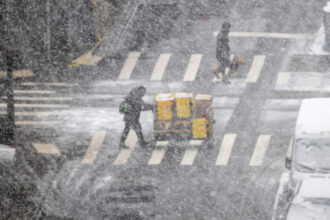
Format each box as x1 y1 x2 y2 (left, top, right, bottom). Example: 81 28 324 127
286 98 330 190
286 177 330 220
0 144 16 166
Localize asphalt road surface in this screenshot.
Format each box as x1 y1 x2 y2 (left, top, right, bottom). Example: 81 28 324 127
4 0 330 219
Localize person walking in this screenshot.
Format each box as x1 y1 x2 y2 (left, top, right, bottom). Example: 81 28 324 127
119 86 153 148
214 21 231 83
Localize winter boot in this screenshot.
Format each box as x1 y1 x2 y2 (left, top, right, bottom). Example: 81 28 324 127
119 142 129 149
213 69 221 79
222 75 231 84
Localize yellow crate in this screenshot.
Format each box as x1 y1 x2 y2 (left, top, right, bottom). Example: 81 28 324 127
174 93 193 119
192 118 210 139
155 93 174 121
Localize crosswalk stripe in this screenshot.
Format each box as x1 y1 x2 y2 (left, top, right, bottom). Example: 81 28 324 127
16 121 59 125
148 148 166 165
14 90 55 94
246 55 266 83
216 133 237 166
0 111 69 116
32 143 60 155
148 141 168 165
249 134 271 166
276 72 291 85
306 72 322 86
81 131 107 164
0 69 35 78
1 96 72 101
150 53 171 81
183 54 203 81
180 147 199 165
0 104 69 108
113 131 137 165
20 82 78 87
180 140 202 165
71 54 103 66
213 31 314 39
118 52 141 80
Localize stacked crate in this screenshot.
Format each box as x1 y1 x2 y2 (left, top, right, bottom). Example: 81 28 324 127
172 93 193 139
192 95 213 139
154 93 174 140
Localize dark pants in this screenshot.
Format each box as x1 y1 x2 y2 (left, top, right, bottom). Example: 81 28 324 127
215 58 230 76
120 121 145 145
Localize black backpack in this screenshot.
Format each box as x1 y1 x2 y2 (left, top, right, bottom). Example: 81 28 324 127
119 99 130 114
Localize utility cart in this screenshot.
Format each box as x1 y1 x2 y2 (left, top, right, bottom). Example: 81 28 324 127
153 93 214 146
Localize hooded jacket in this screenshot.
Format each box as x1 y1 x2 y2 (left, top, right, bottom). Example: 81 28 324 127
123 87 153 122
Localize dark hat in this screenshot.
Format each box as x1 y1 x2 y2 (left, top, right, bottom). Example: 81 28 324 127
222 22 231 30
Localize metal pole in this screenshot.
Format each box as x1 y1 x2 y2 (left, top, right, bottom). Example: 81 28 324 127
46 0 51 64
5 51 15 146
3 0 15 146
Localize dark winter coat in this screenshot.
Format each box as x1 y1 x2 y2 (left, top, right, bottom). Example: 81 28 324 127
216 30 230 62
123 87 153 123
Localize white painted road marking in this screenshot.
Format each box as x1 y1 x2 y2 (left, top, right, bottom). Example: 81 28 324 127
32 143 60 155
0 69 35 78
150 53 171 81
180 140 202 165
81 131 107 164
1 96 72 101
216 133 237 166
271 173 289 220
276 72 291 85
0 111 69 116
213 31 314 39
246 55 266 83
20 82 78 87
14 90 56 94
306 72 322 87
183 54 203 81
71 54 103 66
113 131 137 165
0 104 69 108
148 141 168 165
16 121 59 125
118 52 141 80
249 134 271 166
